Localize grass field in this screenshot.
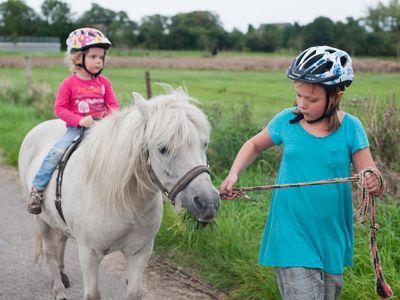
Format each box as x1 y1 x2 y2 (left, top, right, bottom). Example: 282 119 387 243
2 65 400 119
0 63 399 299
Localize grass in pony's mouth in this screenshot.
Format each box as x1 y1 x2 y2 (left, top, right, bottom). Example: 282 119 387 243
169 208 217 238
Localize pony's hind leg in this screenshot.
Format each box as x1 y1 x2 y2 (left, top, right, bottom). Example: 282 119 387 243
125 241 154 300
54 230 70 288
36 218 68 300
78 245 101 300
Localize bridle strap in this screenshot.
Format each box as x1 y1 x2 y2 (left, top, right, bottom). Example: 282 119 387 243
146 158 170 198
169 165 210 202
145 151 210 205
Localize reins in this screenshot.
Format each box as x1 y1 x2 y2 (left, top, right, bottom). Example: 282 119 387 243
223 168 393 299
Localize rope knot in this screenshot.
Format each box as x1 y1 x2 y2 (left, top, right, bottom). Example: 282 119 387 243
369 223 379 231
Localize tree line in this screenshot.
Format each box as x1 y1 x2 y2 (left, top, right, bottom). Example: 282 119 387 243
0 0 399 57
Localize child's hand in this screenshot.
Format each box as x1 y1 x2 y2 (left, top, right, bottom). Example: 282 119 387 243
365 171 383 195
79 116 94 128
219 173 239 200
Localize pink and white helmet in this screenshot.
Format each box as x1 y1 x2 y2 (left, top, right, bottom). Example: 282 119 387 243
66 27 111 53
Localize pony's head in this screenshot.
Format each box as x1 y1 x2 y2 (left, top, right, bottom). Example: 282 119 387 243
134 88 220 223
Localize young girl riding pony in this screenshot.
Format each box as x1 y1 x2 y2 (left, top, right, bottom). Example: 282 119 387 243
28 28 119 214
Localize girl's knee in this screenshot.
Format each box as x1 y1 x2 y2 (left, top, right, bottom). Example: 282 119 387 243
48 148 65 163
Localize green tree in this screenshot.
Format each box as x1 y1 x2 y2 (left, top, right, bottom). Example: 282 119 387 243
40 0 74 48
260 24 286 52
335 18 366 56
138 14 168 49
364 0 400 57
0 0 40 38
168 11 226 50
244 24 266 51
41 0 72 25
225 28 245 51
78 4 138 49
285 23 303 52
77 3 116 31
302 17 336 48
108 11 138 49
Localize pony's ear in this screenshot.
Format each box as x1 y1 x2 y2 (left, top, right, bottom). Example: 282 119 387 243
175 86 188 102
133 92 150 120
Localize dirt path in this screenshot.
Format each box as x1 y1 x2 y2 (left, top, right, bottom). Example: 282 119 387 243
0 165 226 300
1 56 399 72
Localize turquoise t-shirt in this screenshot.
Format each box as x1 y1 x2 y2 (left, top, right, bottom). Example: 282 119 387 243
258 108 369 274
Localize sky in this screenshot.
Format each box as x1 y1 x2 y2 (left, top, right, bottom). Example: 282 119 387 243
22 0 387 32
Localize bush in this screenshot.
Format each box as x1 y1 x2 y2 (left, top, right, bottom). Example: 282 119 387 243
344 96 399 195
205 101 281 182
0 79 54 119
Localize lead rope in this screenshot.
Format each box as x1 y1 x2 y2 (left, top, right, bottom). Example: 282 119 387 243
223 168 393 299
358 168 393 299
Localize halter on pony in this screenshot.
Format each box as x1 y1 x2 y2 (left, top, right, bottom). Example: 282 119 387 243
145 150 210 205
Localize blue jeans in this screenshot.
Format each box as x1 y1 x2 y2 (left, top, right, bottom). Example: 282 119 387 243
32 126 84 191
276 267 342 300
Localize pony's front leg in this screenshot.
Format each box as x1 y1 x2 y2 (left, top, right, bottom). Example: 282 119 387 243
78 245 101 300
125 241 154 300
36 219 68 300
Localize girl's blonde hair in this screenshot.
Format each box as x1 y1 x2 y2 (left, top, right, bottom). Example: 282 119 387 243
64 51 83 73
325 87 343 132
63 49 108 73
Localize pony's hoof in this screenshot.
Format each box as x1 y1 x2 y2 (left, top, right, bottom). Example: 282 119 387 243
60 272 70 288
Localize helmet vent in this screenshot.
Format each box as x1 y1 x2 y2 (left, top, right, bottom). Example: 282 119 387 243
340 56 348 66
303 54 323 69
312 63 328 75
305 50 316 61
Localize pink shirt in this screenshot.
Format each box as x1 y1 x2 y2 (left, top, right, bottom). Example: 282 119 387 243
54 74 119 127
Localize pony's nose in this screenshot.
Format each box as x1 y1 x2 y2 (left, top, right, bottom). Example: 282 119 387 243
193 196 205 211
192 191 220 222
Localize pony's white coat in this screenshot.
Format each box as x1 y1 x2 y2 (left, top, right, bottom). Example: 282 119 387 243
18 89 220 300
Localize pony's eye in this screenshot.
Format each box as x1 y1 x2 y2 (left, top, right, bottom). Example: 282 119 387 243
204 142 208 148
159 146 168 155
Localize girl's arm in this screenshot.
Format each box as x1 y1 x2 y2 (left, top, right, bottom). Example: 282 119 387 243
103 78 119 113
54 82 82 127
352 148 383 194
219 127 275 197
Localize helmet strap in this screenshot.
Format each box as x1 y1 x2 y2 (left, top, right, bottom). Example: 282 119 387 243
289 89 337 124
76 52 103 79
305 91 331 124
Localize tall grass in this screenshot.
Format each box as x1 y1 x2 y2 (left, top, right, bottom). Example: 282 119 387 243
205 101 281 177
157 183 400 299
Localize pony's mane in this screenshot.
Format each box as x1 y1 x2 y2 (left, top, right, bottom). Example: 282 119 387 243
82 89 210 222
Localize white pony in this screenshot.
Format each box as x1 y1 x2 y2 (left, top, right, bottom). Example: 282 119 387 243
18 88 220 300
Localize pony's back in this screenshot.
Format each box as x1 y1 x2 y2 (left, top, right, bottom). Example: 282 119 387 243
18 119 66 194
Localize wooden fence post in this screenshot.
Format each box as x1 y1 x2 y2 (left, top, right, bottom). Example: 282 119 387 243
145 71 152 99
24 56 32 96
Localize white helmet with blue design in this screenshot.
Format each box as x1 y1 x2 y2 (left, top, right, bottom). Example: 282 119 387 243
286 45 354 89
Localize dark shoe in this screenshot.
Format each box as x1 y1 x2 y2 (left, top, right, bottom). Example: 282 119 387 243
28 187 44 214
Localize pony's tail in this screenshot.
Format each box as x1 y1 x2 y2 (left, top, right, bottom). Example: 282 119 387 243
34 228 44 266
